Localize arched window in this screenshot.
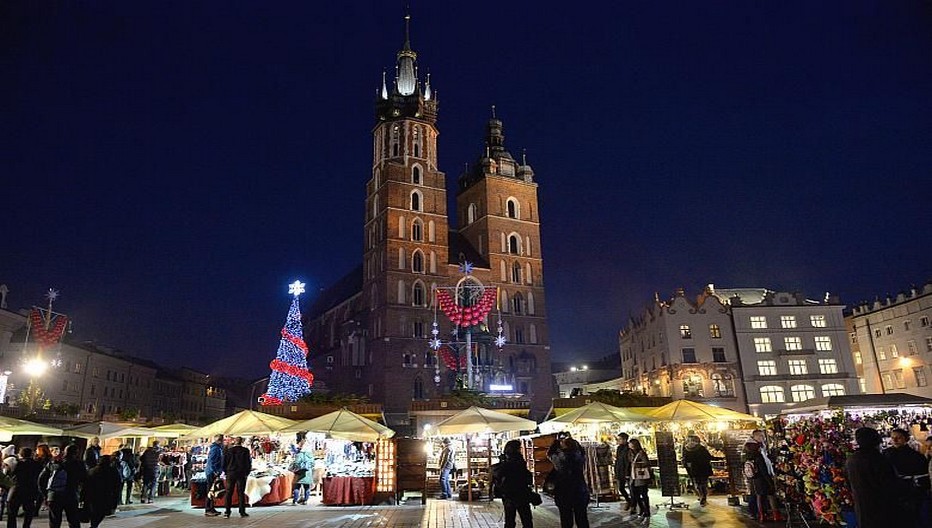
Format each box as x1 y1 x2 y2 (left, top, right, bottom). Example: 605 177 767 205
411 219 423 241
410 190 422 211
412 251 424 273
506 198 519 219
412 165 422 185
759 385 785 403
508 234 521 255
512 292 524 315
791 384 816 402
403 353 413 366
412 281 426 306
413 377 424 399
711 373 735 397
682 374 704 397
467 203 478 224
821 383 846 397
391 125 400 157
527 291 535 315
412 127 421 158
512 262 522 283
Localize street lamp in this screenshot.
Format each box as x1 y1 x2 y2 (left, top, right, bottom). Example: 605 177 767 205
23 357 48 378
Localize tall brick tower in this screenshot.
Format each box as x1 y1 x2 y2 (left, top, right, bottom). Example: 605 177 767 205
456 112 552 416
362 15 449 418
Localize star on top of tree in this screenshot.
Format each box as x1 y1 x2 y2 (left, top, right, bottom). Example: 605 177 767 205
288 280 306 297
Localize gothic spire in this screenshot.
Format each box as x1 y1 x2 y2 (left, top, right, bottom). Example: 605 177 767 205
395 13 418 96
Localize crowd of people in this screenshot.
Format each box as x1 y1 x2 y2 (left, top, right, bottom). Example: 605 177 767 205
0 437 165 528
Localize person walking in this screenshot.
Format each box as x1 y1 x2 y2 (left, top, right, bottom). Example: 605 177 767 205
437 439 455 500
114 451 133 506
848 427 905 528
682 434 717 506
6 447 42 528
139 441 161 504
84 455 120 528
743 441 781 523
884 428 929 527
83 437 101 470
290 440 313 505
613 432 633 511
204 435 224 516
491 440 534 528
223 437 251 518
628 438 652 518
32 444 53 516
118 446 136 505
39 444 87 528
547 435 590 528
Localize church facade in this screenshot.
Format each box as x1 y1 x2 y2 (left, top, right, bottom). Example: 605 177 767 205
304 20 552 426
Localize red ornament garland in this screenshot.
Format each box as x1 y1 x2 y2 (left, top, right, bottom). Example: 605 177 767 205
28 308 68 347
268 358 315 384
281 328 309 353
436 288 498 327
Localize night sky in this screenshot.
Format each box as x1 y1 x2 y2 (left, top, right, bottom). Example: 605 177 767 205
3 2 930 379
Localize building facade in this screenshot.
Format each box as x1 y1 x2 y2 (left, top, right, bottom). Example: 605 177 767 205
305 20 552 425
712 287 859 418
847 283 932 397
620 289 747 412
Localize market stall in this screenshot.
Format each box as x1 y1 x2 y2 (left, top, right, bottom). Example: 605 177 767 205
646 400 761 508
432 406 536 502
537 401 658 502
0 416 63 441
280 408 396 506
63 421 155 455
774 394 932 526
183 410 298 508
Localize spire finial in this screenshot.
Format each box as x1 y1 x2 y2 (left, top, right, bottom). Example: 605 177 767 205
381 69 388 100
491 104 496 119
403 9 412 51
522 148 527 165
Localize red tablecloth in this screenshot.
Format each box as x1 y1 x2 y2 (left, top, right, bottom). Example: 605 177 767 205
190 473 294 507
321 476 375 505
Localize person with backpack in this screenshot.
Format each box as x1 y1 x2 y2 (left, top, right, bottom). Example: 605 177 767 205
290 439 313 505
743 441 781 522
547 435 590 528
118 446 136 505
628 438 652 519
491 440 535 528
6 447 42 528
84 455 120 528
113 451 132 507
39 444 87 528
204 435 224 516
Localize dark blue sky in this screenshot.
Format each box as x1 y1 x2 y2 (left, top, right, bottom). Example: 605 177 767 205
2 2 930 378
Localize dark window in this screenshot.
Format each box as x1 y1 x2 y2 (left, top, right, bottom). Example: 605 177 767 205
507 200 518 219
509 235 520 254
712 347 726 363
682 348 697 363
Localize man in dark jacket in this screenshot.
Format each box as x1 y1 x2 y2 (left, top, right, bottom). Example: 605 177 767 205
883 428 929 527
84 455 121 528
204 435 224 517
613 432 632 511
119 446 137 504
847 427 904 528
7 447 42 528
223 437 251 518
491 440 534 528
139 441 161 504
682 435 718 506
83 437 101 470
39 444 87 528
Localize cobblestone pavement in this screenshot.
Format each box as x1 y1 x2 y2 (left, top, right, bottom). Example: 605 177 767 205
18 490 765 528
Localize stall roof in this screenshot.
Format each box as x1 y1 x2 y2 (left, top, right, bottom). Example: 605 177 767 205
0 416 64 440
782 393 932 415
281 408 394 442
433 406 537 435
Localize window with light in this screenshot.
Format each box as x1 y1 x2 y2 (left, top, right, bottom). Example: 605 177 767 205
680 325 692 339
784 336 802 351
750 316 768 329
814 336 832 351
754 337 772 353
758 360 777 376
818 358 838 374
760 385 785 403
790 384 816 402
821 383 845 397
788 359 808 375
709 324 721 338
810 314 827 328
781 315 797 329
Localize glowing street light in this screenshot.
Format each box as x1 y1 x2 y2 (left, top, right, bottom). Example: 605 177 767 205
23 357 48 377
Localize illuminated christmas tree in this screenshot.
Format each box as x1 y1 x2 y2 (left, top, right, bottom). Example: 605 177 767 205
258 281 314 405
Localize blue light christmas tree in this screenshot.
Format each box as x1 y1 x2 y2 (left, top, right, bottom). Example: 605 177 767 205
259 281 314 405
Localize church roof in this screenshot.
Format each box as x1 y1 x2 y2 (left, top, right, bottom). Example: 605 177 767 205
305 264 363 320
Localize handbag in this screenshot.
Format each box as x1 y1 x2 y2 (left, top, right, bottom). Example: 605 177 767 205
528 490 543 506
541 470 559 496
633 466 651 481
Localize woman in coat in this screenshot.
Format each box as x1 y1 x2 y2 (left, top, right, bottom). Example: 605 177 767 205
628 439 652 518
547 436 589 528
6 447 42 528
84 455 121 528
681 435 717 506
491 440 534 528
743 442 780 523
290 441 314 505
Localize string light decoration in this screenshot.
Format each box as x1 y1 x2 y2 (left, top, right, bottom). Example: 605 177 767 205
259 281 314 405
429 262 506 389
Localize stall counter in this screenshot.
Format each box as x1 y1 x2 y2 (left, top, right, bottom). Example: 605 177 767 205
322 476 375 505
190 472 295 507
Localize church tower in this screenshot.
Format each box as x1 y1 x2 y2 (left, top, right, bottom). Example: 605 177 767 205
456 112 552 416
362 15 449 417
